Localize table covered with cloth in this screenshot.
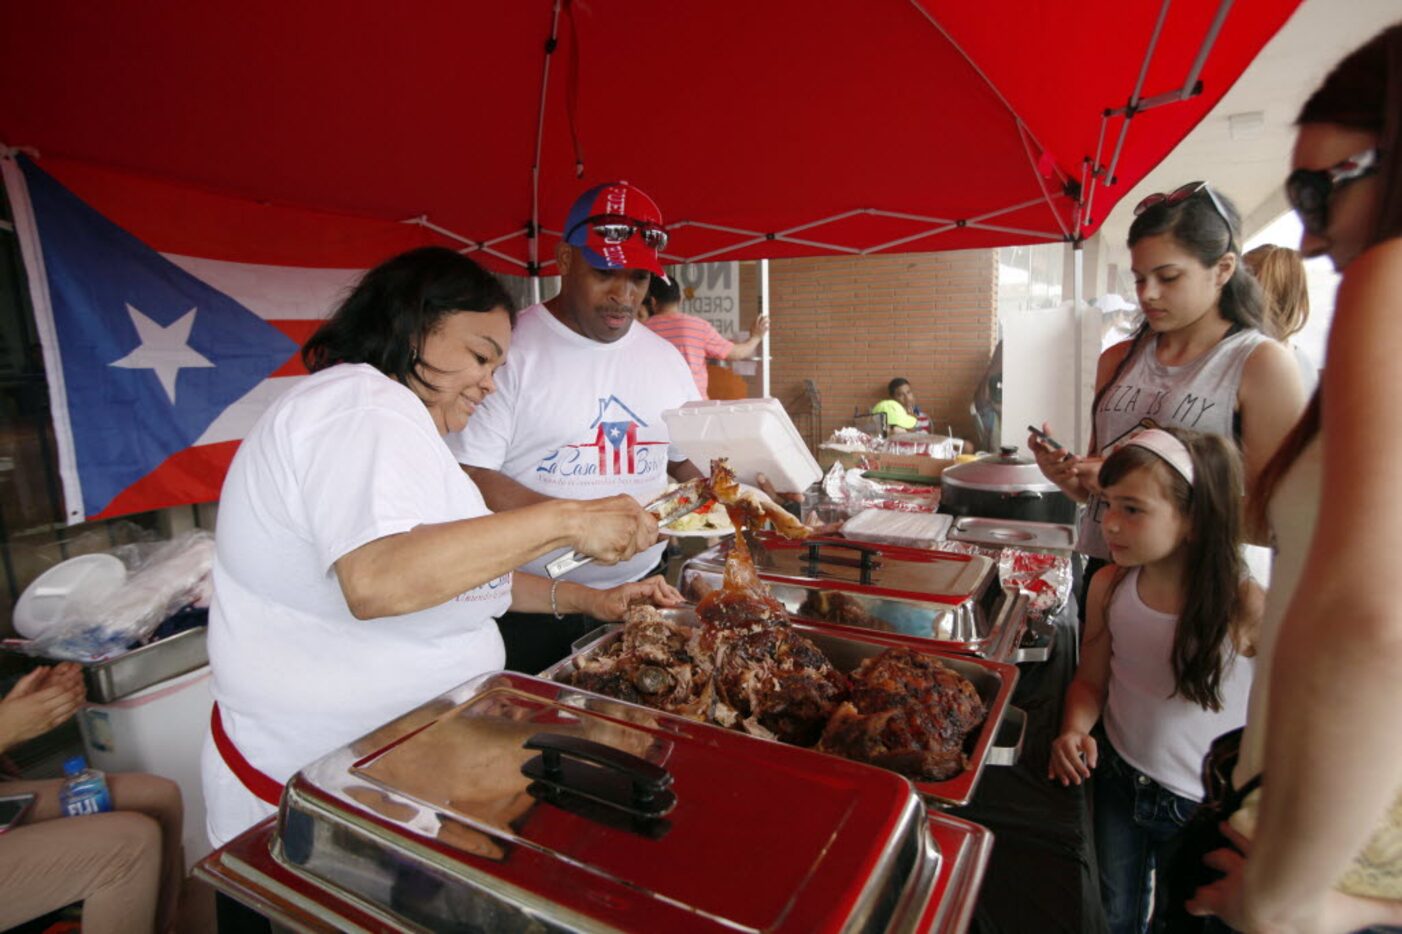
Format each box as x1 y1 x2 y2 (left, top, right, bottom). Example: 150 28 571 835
950 595 1109 934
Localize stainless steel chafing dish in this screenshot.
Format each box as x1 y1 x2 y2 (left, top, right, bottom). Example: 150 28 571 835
545 608 1024 808
194 671 994 933
679 532 1049 663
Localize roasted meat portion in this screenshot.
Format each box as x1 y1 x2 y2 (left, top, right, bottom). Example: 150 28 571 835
796 590 894 633
707 458 812 540
712 627 848 746
695 519 789 637
565 605 710 717
819 647 986 781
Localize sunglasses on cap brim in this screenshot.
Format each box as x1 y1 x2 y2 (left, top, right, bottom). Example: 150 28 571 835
1286 148 1380 237
1134 181 1238 255
568 214 669 252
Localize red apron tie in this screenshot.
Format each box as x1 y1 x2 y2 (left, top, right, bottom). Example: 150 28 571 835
210 702 283 807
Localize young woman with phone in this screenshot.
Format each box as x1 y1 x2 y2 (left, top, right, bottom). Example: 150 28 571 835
1029 181 1307 609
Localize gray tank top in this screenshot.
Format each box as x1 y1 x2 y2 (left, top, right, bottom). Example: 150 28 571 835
1079 328 1271 559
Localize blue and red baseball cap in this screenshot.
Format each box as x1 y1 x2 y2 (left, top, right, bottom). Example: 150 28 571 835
562 180 667 277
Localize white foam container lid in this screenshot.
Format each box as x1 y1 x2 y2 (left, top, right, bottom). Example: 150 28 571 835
663 398 822 492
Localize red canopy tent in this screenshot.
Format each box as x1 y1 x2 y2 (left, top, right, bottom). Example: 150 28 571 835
1 0 1302 272
0 0 1303 521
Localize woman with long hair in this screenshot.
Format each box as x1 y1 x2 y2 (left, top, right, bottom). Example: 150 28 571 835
1187 22 1402 932
1030 182 1307 606
1243 243 1317 394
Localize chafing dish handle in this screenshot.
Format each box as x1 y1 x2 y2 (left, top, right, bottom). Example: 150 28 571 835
522 733 676 818
802 540 883 585
985 706 1027 767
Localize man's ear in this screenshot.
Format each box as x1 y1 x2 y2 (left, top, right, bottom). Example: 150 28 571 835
555 242 573 275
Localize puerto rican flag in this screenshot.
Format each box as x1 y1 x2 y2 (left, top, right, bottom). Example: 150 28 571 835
1 154 378 522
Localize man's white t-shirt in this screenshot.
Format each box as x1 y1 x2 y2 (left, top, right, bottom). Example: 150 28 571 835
448 304 700 588
204 363 511 846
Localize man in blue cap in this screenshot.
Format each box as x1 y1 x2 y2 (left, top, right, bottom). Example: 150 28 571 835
449 180 702 672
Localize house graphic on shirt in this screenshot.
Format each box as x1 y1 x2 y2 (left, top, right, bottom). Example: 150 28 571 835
562 396 668 476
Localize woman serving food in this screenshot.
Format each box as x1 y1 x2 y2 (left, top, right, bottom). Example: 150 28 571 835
202 247 680 847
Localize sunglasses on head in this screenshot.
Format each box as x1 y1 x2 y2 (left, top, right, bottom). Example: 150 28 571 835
1286 148 1379 237
568 214 669 252
1134 181 1238 255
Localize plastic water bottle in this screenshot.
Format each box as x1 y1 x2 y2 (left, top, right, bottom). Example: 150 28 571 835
58 755 113 817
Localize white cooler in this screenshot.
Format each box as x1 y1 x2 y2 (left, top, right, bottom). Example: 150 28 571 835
78 665 214 871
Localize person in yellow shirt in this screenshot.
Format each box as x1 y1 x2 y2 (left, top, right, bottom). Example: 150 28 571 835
871 378 930 433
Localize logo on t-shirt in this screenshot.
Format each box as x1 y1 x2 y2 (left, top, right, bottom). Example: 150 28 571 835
455 572 512 602
536 395 668 482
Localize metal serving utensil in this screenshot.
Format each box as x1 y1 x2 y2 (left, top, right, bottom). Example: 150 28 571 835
544 479 712 579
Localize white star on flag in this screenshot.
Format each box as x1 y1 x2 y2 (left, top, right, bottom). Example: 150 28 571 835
108 304 214 403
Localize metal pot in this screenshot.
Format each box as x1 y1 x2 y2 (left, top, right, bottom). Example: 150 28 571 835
939 446 1077 525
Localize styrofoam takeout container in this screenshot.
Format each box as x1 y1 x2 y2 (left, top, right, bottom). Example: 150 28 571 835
13 554 127 640
663 398 822 493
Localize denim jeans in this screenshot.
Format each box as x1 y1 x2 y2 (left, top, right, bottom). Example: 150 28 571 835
1094 736 1201 934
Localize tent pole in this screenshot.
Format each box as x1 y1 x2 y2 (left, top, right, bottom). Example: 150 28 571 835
529 0 564 305
760 258 771 398
1072 240 1086 451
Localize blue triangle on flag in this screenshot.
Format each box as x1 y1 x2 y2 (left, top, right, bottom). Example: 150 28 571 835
18 156 298 517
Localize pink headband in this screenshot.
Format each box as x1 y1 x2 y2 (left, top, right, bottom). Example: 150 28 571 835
1125 428 1195 486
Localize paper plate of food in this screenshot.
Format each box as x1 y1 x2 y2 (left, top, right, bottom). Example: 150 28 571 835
661 497 736 537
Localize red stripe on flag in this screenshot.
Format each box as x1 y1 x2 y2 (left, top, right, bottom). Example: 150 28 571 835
265 320 322 377
89 441 241 520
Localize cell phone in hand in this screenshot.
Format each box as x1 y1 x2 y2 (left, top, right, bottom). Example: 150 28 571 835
0 793 36 833
1027 425 1064 451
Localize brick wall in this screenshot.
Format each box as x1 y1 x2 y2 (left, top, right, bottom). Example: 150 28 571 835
732 250 999 445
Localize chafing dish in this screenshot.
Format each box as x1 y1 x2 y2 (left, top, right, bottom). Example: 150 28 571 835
194 671 993 932
679 533 1042 663
946 516 1078 552
545 608 1023 808
1 626 208 703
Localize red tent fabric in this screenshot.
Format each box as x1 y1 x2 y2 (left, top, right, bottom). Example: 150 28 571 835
1 1 1301 271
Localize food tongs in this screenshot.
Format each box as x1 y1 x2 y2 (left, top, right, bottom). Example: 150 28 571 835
544 478 713 579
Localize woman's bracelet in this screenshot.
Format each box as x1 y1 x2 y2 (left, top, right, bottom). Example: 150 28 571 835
550 579 564 619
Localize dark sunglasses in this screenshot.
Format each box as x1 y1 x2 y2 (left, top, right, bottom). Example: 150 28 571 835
1286 148 1379 236
1134 181 1238 255
567 214 669 252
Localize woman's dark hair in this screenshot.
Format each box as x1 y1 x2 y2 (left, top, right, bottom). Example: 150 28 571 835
301 247 515 391
1088 186 1267 451
1099 428 1245 711
888 377 910 397
1252 22 1402 533
647 274 682 307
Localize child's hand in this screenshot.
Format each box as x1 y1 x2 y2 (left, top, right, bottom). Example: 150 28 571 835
1049 731 1098 786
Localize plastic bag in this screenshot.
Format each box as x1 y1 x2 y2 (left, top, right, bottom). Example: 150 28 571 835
23 531 216 662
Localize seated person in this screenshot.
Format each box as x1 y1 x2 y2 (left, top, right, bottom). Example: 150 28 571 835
0 663 183 934
643 276 768 399
871 378 931 434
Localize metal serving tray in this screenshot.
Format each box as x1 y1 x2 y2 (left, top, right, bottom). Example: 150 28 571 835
195 671 991 933
545 607 1022 808
679 534 1038 662
947 516 1078 552
0 626 208 703
196 807 994 934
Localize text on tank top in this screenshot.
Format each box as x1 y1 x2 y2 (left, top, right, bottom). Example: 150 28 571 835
1079 328 1271 559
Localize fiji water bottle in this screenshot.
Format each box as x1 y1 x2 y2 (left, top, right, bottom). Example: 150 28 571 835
59 755 113 817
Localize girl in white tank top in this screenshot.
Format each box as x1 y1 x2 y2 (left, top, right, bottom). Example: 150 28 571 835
1048 428 1260 934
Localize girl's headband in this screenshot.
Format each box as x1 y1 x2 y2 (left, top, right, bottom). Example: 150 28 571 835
1125 428 1195 486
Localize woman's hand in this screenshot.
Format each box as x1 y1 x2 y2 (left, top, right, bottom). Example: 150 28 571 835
568 495 660 564
581 576 684 622
0 663 85 753
1048 730 1097 786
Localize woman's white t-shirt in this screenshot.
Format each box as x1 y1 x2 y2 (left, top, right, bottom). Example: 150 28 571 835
203 364 510 846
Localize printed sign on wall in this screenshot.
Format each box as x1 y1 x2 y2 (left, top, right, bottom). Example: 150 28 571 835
665 262 741 338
